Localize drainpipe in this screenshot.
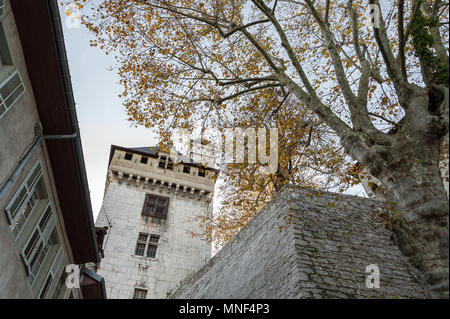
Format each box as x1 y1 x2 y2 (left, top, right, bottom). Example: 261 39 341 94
0 132 77 201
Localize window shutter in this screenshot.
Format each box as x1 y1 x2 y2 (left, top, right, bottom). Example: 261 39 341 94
163 198 169 219
142 193 169 219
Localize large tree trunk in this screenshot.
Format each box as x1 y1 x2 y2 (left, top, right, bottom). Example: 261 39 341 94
340 83 450 299
372 137 449 298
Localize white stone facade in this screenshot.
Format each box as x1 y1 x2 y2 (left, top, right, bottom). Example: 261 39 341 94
95 147 215 299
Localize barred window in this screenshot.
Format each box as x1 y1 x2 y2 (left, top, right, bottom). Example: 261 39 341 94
142 193 169 219
134 233 160 259
149 235 159 244
135 243 145 256
158 155 166 168
138 233 148 242
133 288 147 299
158 155 173 170
146 245 157 258
166 157 173 170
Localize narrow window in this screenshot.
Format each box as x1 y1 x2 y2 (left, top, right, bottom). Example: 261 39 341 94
135 232 160 259
135 243 145 256
158 155 166 169
166 157 173 170
52 271 68 299
158 155 174 170
147 235 159 258
138 233 148 242
7 161 63 297
149 235 160 244
135 233 148 256
183 165 190 174
133 288 147 299
140 156 148 164
124 153 133 161
0 72 25 119
1 16 25 120
146 245 157 258
38 273 53 299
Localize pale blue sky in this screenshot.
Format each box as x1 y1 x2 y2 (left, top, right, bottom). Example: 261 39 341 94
60 5 159 219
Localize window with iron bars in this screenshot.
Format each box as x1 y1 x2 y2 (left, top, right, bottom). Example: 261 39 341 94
134 233 160 258
134 233 148 256
158 155 173 170
133 288 147 299
142 193 169 220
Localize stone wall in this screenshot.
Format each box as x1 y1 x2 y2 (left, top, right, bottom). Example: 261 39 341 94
171 188 425 299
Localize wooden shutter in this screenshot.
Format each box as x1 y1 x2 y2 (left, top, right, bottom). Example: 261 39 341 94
142 193 169 219
142 194 155 216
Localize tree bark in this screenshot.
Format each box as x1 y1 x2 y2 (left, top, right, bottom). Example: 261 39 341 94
335 80 449 298
381 147 448 298
352 89 449 298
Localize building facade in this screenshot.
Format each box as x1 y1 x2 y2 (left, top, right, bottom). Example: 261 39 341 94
96 145 217 299
0 0 105 299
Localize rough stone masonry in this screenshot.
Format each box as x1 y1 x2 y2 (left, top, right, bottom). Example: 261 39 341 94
171 187 425 299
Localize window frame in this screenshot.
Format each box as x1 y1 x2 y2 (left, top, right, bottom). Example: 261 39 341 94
0 69 26 120
149 234 160 244
134 233 160 259
146 244 157 258
36 245 63 300
21 202 57 284
157 155 173 170
135 242 146 256
198 167 206 177
5 160 47 238
124 152 133 161
142 193 169 220
133 288 147 299
140 156 148 164
183 165 191 174
146 234 160 258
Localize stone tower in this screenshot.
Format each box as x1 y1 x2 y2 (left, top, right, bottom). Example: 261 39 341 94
95 145 217 299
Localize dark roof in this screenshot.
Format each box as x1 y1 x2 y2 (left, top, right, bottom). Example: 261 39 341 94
129 146 160 156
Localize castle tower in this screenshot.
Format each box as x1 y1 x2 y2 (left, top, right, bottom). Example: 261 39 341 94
95 145 217 299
